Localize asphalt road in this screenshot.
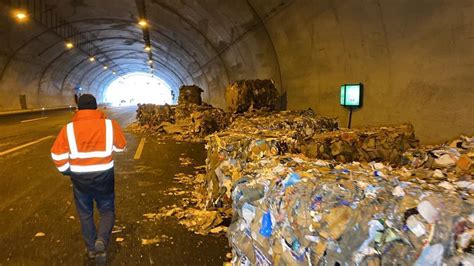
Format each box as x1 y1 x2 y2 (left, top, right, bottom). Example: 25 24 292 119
0 106 229 265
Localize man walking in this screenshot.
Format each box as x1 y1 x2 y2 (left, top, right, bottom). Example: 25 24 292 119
51 94 126 264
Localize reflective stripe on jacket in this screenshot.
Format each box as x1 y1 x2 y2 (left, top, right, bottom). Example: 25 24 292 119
51 110 126 173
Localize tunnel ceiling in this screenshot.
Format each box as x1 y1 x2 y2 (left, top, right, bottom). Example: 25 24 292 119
1 0 471 144
0 0 288 103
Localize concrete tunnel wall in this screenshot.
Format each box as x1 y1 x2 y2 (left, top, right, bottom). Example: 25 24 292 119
0 0 472 144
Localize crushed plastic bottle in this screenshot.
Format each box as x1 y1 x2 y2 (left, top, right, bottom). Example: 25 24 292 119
417 201 440 224
282 172 301 188
414 243 444 266
406 215 426 237
259 210 273 238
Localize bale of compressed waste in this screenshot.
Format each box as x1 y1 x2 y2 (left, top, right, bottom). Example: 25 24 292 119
136 103 174 126
227 109 339 141
300 124 419 164
192 107 229 137
205 110 339 206
226 79 279 113
228 153 473 265
178 85 203 105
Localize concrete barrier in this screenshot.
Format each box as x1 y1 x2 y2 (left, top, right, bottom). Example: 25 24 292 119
0 105 75 117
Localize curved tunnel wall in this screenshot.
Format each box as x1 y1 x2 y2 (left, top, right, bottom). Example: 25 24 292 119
0 0 473 143
259 0 474 143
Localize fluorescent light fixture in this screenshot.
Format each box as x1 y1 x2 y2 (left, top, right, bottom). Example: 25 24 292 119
138 20 148 27
14 10 28 21
89 57 95 62
65 42 74 49
103 66 108 70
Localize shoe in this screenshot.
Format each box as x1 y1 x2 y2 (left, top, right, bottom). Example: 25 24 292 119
86 248 96 259
94 240 107 265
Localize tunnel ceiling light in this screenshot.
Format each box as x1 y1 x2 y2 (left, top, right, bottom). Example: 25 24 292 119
13 10 28 22
112 71 116 75
65 42 74 49
89 57 95 62
148 60 153 64
138 19 148 27
103 66 108 70
144 46 151 51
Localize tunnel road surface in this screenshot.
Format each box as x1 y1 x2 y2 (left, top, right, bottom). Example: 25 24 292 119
0 106 229 265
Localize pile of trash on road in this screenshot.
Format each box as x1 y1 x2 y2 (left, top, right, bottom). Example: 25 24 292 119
227 146 473 265
142 167 231 236
132 103 230 141
226 79 279 113
130 84 230 141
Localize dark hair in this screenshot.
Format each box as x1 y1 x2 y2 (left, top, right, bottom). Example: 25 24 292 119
77 94 97 110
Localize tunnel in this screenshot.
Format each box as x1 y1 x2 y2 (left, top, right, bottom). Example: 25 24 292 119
0 0 471 143
0 0 473 265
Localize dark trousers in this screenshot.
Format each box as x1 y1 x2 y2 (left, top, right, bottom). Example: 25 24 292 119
73 186 115 251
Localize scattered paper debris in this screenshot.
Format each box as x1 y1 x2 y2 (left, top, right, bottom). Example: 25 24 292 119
34 232 46 237
141 235 170 246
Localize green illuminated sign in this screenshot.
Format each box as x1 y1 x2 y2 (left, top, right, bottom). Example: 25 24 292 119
340 83 363 107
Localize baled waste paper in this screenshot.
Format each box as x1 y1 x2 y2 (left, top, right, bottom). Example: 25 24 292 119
300 124 419 164
178 85 204 105
226 79 279 113
136 103 174 127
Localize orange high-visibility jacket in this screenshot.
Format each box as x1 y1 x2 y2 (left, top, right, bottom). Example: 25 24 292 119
51 110 126 173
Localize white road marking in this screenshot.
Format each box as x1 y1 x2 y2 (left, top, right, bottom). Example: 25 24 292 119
21 117 48 123
133 138 146 160
0 136 54 156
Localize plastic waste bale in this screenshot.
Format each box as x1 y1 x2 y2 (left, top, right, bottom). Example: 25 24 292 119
300 124 419 164
178 85 204 105
204 110 338 207
227 154 473 265
226 79 279 113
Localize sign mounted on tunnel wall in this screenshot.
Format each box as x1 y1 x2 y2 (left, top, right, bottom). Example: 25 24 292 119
340 83 363 108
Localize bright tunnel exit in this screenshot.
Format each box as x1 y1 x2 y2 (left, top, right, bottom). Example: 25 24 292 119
104 73 174 106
